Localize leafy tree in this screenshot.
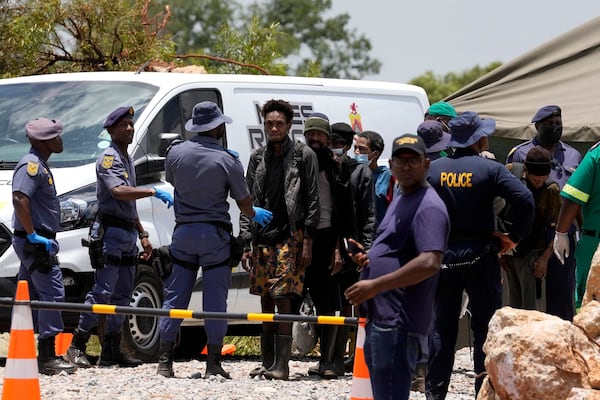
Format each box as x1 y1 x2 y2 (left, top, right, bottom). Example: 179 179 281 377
409 62 502 104
0 0 175 77
164 0 380 79
177 17 289 75
153 0 237 54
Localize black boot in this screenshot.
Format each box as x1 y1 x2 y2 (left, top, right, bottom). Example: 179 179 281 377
249 333 275 378
38 336 76 375
205 344 231 379
315 326 338 379
331 325 350 377
263 335 292 380
98 333 142 368
156 341 175 377
308 326 337 378
66 328 92 368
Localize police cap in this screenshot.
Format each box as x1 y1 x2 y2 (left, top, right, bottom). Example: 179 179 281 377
531 105 561 123
25 118 63 141
103 106 135 128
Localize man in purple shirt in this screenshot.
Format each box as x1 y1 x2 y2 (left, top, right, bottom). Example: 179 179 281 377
345 134 450 400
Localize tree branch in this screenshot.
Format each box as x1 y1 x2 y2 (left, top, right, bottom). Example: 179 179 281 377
175 53 270 75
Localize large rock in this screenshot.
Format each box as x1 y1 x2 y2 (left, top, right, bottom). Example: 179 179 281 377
583 244 600 305
566 388 600 400
482 307 600 400
574 301 600 343
477 377 501 400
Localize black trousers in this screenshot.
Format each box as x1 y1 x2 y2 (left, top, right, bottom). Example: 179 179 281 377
303 227 343 315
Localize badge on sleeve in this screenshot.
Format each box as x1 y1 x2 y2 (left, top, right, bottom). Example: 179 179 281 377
102 155 115 169
26 161 39 176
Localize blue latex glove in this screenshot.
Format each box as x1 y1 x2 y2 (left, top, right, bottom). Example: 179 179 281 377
153 187 173 208
252 206 273 227
26 232 52 252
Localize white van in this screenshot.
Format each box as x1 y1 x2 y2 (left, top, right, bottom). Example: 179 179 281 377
0 72 429 360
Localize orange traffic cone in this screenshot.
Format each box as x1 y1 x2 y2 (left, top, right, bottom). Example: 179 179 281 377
2 280 40 400
350 318 373 400
200 343 236 356
55 332 73 357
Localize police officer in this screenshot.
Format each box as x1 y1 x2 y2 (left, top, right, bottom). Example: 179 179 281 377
12 118 76 375
506 105 580 320
157 101 272 379
426 111 535 399
67 106 173 368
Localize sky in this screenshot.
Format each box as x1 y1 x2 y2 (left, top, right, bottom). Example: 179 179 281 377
325 0 600 83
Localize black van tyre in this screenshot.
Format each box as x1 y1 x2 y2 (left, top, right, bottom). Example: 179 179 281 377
120 264 163 362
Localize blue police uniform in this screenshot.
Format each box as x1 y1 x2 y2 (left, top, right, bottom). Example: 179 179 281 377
160 135 250 346
506 138 581 191
77 143 138 334
426 148 535 399
12 149 64 339
507 138 580 320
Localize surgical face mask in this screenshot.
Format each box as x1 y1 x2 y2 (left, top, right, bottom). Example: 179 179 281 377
539 125 562 146
354 153 369 165
331 148 345 156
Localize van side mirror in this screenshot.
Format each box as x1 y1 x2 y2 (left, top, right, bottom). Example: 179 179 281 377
158 133 182 157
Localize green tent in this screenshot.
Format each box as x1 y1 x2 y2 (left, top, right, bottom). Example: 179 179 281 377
445 16 600 144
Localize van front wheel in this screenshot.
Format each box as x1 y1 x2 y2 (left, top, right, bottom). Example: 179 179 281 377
121 265 163 361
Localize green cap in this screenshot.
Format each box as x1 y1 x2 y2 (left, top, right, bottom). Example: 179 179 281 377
427 101 457 118
304 112 331 136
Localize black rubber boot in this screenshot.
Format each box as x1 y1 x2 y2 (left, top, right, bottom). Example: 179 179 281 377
263 335 292 380
205 344 231 379
249 333 275 378
66 328 92 368
98 333 142 368
38 336 77 375
156 341 175 378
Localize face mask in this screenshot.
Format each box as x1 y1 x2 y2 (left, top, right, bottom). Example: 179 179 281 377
354 153 369 165
331 148 345 156
539 125 562 146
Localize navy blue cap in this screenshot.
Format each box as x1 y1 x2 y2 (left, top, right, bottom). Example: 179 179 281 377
391 134 426 157
531 105 561 123
103 106 135 128
417 120 451 153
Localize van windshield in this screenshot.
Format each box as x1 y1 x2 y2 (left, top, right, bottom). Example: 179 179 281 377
0 80 158 169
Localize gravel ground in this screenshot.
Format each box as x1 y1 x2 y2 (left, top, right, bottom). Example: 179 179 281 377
0 332 476 400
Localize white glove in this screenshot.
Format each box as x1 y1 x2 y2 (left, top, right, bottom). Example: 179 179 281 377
553 232 570 265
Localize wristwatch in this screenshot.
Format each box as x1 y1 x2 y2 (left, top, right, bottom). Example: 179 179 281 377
138 230 149 240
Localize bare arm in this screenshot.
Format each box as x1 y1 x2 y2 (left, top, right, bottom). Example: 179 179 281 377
111 185 155 201
345 251 443 305
236 195 256 219
556 197 581 232
12 191 34 233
